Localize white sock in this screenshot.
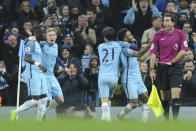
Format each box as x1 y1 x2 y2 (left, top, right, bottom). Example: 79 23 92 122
142 104 149 122
108 101 111 108
15 99 39 114
36 97 48 121
48 100 58 110
101 102 111 121
118 103 133 118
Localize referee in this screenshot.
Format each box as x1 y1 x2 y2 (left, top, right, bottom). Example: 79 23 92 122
149 13 188 120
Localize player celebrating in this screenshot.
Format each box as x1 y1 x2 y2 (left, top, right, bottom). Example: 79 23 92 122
117 28 152 122
10 29 48 121
40 28 64 109
29 28 64 110
98 27 122 121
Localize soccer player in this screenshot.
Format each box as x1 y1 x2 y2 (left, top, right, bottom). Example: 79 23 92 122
117 28 152 122
40 28 64 108
10 30 48 121
150 13 188 120
98 27 122 121
29 28 64 109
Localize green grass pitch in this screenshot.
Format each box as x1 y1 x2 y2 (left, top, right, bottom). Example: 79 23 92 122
0 119 195 131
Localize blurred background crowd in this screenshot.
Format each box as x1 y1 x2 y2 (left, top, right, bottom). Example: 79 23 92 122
0 0 196 108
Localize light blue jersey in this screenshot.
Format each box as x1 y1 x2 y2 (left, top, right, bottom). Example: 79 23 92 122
98 41 122 98
40 41 63 100
98 41 122 77
121 48 141 83
40 41 58 78
121 46 147 99
24 41 47 96
24 41 44 79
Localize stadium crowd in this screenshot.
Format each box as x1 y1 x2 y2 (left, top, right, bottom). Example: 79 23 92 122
0 0 196 111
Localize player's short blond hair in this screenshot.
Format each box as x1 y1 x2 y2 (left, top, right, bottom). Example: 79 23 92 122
46 28 57 34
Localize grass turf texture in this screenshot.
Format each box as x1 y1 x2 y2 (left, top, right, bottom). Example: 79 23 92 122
0 119 195 131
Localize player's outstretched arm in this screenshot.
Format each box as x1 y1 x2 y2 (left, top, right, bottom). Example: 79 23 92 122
133 41 152 57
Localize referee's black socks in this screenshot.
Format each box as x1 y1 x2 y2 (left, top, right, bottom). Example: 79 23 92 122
162 100 169 121
172 98 180 121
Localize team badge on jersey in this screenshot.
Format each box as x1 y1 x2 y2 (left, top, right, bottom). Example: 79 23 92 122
127 48 132 54
184 41 188 47
150 43 154 50
25 47 31 52
174 44 179 51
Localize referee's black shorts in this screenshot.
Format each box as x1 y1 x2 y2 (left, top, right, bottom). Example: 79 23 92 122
156 64 183 90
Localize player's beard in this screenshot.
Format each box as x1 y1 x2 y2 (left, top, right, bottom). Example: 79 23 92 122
128 38 134 43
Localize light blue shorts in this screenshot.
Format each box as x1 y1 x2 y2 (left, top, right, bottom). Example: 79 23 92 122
98 76 118 99
46 77 63 101
26 77 48 96
122 80 147 99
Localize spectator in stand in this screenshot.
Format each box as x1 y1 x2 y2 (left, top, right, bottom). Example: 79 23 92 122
90 0 105 17
176 13 188 29
141 16 163 44
140 16 163 63
192 32 196 52
17 1 37 29
165 0 179 14
75 14 96 46
1 34 19 105
181 59 196 106
139 61 152 95
84 55 99 107
1 35 19 74
108 0 132 31
0 25 8 60
81 44 94 73
182 21 195 49
0 0 20 26
11 27 20 38
34 0 47 22
55 44 80 85
43 0 60 16
51 12 59 26
63 33 85 59
2 27 12 45
70 4 80 29
58 5 73 34
189 0 196 32
56 62 88 118
0 60 9 105
176 0 190 14
184 49 195 61
86 7 105 45
40 14 56 31
124 0 161 47
0 60 9 101
155 0 179 13
20 20 33 40
183 21 193 35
